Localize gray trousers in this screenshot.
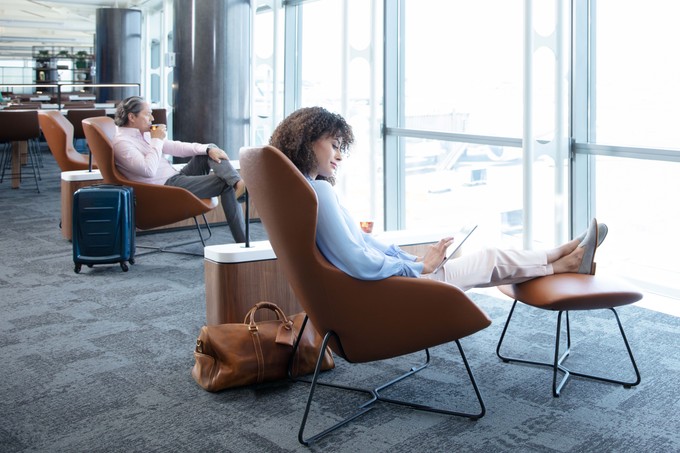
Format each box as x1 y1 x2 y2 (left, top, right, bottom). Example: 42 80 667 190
165 155 246 243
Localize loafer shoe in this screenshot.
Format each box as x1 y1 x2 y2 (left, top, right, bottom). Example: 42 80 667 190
577 218 599 274
575 222 608 247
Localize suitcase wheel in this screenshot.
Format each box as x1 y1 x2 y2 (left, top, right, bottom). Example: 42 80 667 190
74 264 81 274
129 258 135 265
120 262 129 272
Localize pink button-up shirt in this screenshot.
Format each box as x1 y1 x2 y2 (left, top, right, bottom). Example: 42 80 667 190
112 127 210 185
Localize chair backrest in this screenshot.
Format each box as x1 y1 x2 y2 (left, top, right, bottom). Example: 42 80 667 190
239 146 491 363
80 116 127 184
66 108 106 140
82 116 217 230
38 110 93 171
0 110 41 142
64 102 95 109
4 103 41 110
151 108 167 125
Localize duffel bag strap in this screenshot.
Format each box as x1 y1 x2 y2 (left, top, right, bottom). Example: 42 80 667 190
244 301 296 347
249 328 265 384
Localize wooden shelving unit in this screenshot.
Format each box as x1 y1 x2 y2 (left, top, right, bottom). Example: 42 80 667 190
33 46 94 92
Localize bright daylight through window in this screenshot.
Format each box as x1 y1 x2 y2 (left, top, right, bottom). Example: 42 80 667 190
253 0 680 300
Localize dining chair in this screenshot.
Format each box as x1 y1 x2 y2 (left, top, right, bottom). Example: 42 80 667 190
66 108 106 154
0 110 42 192
151 108 167 125
239 145 492 445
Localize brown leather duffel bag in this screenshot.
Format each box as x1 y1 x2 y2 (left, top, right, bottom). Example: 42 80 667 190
191 301 334 391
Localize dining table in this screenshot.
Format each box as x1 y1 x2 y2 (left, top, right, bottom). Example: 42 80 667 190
0 104 115 189
9 141 28 189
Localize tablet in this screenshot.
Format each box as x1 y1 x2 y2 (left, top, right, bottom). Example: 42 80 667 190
432 224 478 274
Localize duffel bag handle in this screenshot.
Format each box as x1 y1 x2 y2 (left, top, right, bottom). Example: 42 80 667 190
244 301 290 327
244 302 296 347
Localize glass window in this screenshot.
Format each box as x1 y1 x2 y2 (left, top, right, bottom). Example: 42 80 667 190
403 138 525 247
253 4 280 146
395 0 527 241
299 0 343 111
167 31 174 106
593 0 680 148
403 0 523 137
577 0 680 298
296 0 384 228
593 156 680 298
150 39 161 70
150 74 160 103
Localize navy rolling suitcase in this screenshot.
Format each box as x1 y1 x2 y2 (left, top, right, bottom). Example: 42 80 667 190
72 184 136 273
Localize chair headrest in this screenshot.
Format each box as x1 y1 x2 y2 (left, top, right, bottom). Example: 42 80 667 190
38 109 74 133
83 116 116 142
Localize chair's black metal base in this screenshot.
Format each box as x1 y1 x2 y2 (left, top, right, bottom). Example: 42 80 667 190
136 214 213 257
291 316 485 446
496 300 641 397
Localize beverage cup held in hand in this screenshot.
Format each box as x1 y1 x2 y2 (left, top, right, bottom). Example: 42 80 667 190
150 124 160 131
359 221 374 234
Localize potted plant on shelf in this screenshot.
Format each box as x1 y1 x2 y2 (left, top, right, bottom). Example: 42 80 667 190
55 50 71 70
75 51 91 81
75 51 90 70
36 50 50 68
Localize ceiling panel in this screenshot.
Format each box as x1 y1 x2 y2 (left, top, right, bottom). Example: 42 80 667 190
0 0 162 58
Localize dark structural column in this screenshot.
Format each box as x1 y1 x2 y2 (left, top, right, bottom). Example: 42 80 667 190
173 0 250 158
95 8 142 104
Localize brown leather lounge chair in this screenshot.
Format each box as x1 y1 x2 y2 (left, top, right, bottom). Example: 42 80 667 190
38 110 97 172
82 116 218 254
239 145 492 445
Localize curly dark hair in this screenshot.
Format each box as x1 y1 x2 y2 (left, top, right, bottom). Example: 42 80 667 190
269 106 354 185
114 96 146 126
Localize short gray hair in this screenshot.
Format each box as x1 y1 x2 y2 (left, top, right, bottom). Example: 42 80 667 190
114 96 146 126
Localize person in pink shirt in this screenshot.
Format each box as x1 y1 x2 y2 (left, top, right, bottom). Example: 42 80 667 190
112 96 246 243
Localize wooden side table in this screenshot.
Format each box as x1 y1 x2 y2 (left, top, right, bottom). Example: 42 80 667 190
203 229 447 325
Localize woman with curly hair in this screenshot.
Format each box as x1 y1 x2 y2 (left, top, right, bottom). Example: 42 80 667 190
269 106 605 291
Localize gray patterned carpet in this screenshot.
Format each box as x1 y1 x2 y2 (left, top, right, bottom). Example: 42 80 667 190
1 147 679 452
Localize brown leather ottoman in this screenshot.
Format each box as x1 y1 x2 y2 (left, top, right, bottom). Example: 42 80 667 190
496 273 643 396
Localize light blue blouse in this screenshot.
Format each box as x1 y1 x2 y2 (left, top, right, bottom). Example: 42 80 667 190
309 178 424 280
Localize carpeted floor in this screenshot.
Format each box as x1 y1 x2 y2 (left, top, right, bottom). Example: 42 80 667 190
1 148 679 452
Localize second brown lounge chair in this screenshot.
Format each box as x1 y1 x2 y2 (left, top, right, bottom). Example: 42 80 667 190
82 116 218 255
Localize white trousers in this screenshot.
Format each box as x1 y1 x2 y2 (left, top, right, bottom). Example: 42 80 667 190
422 247 553 292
